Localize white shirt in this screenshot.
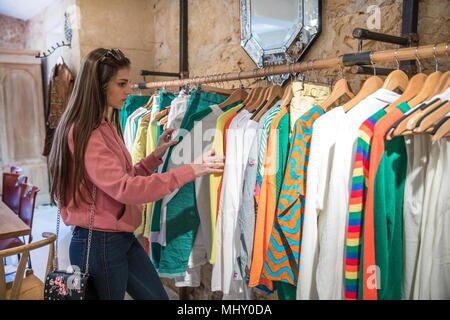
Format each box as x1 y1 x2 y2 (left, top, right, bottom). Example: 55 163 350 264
211 109 254 295
159 92 190 173
124 107 147 151
413 136 450 299
167 90 190 137
402 134 431 299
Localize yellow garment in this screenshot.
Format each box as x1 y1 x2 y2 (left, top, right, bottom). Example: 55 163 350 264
290 82 331 130
143 117 159 238
131 114 151 236
209 103 243 264
131 114 150 165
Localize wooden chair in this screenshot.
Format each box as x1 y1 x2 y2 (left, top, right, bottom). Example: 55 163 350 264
2 173 28 215
18 184 40 245
19 184 40 269
0 232 56 300
0 184 40 269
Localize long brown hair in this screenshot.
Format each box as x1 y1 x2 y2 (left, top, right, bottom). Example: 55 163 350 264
48 48 130 207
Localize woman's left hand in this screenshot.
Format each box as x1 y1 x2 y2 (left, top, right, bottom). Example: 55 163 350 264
152 128 179 160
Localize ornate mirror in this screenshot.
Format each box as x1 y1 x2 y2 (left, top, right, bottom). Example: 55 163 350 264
240 0 322 85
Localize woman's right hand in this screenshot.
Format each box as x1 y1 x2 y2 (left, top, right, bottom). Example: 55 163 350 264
190 149 225 177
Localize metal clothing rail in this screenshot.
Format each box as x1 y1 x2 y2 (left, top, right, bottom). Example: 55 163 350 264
134 43 449 89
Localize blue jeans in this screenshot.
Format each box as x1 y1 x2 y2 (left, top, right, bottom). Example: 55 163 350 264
69 226 169 300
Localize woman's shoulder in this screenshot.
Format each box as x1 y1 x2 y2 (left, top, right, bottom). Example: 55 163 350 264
67 122 110 153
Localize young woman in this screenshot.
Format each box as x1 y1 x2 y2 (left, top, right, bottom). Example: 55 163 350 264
48 48 224 300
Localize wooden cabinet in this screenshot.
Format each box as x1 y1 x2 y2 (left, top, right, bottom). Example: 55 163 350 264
0 48 49 205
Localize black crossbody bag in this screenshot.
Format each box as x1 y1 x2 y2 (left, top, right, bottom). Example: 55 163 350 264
44 187 98 300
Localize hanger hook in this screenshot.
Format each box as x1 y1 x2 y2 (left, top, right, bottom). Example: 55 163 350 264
445 42 450 60
445 43 450 69
289 60 296 83
308 60 313 82
432 43 439 72
311 59 318 83
310 59 317 82
306 60 311 82
394 49 400 70
221 73 225 89
237 71 244 89
414 47 423 74
192 75 197 91
252 69 258 87
369 52 376 76
338 56 345 79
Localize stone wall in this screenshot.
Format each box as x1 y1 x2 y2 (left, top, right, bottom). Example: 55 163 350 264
77 0 154 84
147 0 450 94
0 14 27 49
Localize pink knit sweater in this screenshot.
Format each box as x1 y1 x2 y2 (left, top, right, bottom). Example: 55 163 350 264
60 119 196 232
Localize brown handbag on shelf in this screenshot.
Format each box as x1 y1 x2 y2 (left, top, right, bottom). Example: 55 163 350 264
42 60 75 156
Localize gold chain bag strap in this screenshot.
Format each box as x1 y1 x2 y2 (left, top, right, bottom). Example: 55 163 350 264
44 186 98 300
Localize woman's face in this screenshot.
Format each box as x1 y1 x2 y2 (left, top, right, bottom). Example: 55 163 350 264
106 67 133 109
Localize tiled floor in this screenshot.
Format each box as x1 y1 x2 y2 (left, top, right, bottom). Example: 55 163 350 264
4 204 178 300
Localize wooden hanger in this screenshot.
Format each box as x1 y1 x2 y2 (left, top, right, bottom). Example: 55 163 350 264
245 87 265 108
342 75 383 112
387 47 442 138
252 85 283 122
407 71 442 108
157 115 169 126
382 69 409 93
437 74 450 94
201 85 234 96
390 98 439 138
382 50 409 93
431 115 450 142
242 87 257 106
154 107 170 121
321 78 355 110
218 88 248 109
430 70 450 96
405 99 448 131
390 72 443 137
142 95 154 110
140 111 152 124
386 73 427 111
246 86 270 112
281 83 293 107
385 73 427 138
414 101 450 133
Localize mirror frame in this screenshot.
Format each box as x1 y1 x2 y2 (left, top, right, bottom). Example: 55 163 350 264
240 0 322 85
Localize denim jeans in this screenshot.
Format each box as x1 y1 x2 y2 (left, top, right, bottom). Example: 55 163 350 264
69 226 169 300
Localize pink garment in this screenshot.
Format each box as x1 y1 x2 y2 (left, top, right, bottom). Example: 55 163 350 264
61 119 196 232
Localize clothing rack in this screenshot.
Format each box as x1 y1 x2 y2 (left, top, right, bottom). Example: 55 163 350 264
133 43 449 89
